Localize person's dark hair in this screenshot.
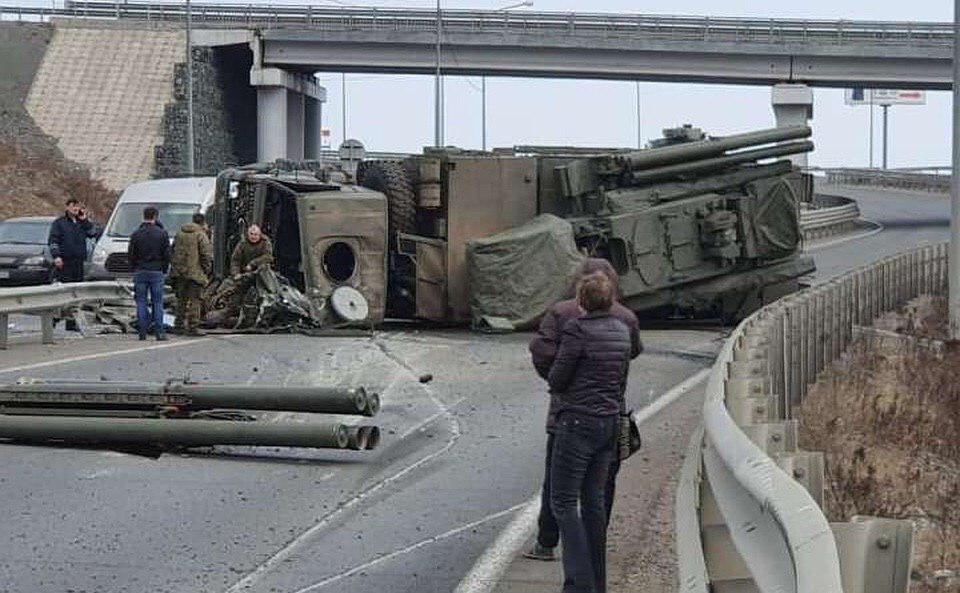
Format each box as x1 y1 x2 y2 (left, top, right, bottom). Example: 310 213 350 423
577 272 614 313
65 199 79 207
143 206 159 221
565 258 623 300
192 213 206 225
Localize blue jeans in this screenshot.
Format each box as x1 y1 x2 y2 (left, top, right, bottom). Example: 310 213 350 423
550 412 617 593
134 271 166 338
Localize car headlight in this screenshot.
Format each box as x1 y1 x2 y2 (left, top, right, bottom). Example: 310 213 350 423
22 256 46 266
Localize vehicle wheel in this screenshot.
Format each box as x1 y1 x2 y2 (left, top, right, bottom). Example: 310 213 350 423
357 160 417 249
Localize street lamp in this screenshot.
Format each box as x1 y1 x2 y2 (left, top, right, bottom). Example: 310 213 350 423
435 0 442 147
949 0 960 338
481 1 533 151
185 0 194 174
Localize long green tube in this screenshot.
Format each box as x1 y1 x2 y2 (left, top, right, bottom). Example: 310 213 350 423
0 380 378 417
0 415 350 449
630 141 814 185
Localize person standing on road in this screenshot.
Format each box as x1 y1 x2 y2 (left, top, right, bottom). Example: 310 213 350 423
170 212 212 336
47 199 99 330
547 272 632 593
128 206 170 341
527 259 641 562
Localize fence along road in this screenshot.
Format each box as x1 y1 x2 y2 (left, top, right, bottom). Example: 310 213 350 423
676 244 940 592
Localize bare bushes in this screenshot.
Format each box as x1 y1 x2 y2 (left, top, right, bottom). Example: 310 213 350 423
799 299 960 591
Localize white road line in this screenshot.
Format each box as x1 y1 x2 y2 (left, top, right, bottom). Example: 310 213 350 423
453 367 712 593
0 338 213 375
222 341 462 593
290 502 528 593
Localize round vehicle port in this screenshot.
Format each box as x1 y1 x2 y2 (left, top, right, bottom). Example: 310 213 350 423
323 241 357 283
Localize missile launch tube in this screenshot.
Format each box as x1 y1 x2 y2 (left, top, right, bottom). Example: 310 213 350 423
0 415 351 449
0 381 378 417
621 125 811 171
630 141 814 185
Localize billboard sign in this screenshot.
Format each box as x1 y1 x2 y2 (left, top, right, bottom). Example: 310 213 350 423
845 88 926 106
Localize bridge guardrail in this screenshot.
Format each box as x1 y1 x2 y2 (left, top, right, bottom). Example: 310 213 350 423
676 243 940 592
0 281 132 349
800 195 861 241
0 1 952 47
822 167 950 193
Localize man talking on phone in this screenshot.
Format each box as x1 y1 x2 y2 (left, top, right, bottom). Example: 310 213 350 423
48 199 98 330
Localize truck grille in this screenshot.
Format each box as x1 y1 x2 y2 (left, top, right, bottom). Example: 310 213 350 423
105 253 133 274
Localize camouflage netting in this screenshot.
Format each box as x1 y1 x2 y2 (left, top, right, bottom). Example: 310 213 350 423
466 214 585 330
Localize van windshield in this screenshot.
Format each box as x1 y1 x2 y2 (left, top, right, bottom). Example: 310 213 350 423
106 203 199 238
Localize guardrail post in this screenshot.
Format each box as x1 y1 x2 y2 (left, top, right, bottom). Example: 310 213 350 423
40 311 55 345
0 313 8 350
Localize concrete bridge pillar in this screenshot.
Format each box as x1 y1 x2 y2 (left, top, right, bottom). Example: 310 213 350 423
251 68 326 162
771 83 813 168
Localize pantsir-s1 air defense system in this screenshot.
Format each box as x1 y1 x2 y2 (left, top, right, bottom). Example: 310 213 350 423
208 125 815 328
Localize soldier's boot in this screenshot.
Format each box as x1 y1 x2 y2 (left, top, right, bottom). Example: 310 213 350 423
184 293 206 337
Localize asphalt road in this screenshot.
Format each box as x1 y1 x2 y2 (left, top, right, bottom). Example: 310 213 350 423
0 184 948 593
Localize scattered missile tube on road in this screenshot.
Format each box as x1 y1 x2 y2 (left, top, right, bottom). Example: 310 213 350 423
0 380 380 417
0 415 353 449
0 379 383 453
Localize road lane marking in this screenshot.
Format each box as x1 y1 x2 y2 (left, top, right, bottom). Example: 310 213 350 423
454 366 712 593
290 502 528 593
0 338 213 375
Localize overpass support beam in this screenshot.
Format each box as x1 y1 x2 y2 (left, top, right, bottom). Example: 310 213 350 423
251 67 326 162
771 84 813 167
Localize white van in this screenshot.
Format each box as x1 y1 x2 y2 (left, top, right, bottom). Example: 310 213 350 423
87 177 216 279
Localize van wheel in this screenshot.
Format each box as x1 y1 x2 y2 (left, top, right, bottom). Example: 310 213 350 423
357 160 417 249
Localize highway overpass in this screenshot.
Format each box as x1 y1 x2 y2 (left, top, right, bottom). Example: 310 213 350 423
6 1 955 89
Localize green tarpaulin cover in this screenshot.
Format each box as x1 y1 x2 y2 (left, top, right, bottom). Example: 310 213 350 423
466 214 585 330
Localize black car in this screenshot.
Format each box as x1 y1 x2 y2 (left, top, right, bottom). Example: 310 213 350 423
0 216 56 286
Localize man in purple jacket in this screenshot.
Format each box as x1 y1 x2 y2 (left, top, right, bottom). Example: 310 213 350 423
526 258 642 561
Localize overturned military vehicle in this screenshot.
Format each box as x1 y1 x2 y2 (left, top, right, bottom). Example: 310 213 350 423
208 125 815 328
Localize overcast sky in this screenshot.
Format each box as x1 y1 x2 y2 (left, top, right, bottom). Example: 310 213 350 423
13 0 955 166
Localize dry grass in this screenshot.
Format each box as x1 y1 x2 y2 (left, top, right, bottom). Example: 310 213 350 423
800 298 960 592
0 141 117 221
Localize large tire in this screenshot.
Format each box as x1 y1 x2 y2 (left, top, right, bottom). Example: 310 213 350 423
357 160 417 249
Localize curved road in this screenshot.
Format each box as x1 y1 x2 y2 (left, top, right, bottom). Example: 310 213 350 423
0 183 947 593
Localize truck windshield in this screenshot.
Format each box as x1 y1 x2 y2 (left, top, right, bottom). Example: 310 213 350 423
106 203 199 238
0 221 51 245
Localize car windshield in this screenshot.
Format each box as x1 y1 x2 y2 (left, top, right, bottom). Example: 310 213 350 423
0 221 51 245
106 203 199 238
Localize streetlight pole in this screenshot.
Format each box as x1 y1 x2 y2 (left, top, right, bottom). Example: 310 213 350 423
882 104 890 170
434 0 442 147
635 80 641 149
185 0 195 174
868 98 874 168
481 76 487 151
342 72 347 142
950 0 960 339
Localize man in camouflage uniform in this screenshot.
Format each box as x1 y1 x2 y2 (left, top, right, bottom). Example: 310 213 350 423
230 224 274 276
170 213 213 336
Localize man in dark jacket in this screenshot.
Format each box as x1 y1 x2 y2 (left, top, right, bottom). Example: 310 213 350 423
48 199 97 283
48 199 99 331
128 207 171 341
526 258 642 561
169 213 212 336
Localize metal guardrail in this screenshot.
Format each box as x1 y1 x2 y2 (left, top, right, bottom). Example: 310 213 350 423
0 1 952 48
0 281 132 349
676 243 940 592
800 195 861 241
822 168 951 193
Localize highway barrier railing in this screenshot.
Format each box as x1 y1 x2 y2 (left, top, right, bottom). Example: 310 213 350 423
676 244 939 593
800 195 861 241
822 167 950 193
0 281 132 349
0 1 953 47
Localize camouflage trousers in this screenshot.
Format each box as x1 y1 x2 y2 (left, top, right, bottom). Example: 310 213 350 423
174 279 204 331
